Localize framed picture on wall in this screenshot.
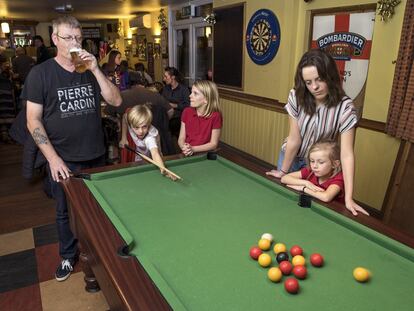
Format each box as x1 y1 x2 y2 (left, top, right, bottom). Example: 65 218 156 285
137 34 147 61
309 5 376 117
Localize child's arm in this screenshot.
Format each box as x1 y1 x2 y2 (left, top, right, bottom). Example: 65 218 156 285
303 184 341 203
178 122 193 156
178 121 186 150
189 128 221 154
281 171 324 192
149 147 177 180
119 113 128 148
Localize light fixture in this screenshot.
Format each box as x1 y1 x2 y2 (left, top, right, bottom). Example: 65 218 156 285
205 26 211 38
1 21 10 34
129 14 151 29
153 35 161 44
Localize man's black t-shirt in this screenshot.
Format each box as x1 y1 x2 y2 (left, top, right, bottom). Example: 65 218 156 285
22 58 105 162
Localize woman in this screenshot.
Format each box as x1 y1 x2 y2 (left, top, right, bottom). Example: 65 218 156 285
161 66 190 138
103 50 126 90
266 49 368 216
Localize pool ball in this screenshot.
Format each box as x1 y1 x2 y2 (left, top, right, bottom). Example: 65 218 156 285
258 253 272 267
284 278 299 294
310 253 324 267
292 265 307 279
273 243 287 254
353 267 371 282
276 252 289 263
261 233 274 242
268 267 283 282
279 261 293 275
249 246 263 260
292 255 306 266
290 245 303 257
258 238 271 251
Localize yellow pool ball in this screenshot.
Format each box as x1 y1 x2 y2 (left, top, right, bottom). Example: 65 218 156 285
273 243 287 254
258 238 271 251
353 267 371 282
258 253 272 267
292 255 306 266
268 267 283 282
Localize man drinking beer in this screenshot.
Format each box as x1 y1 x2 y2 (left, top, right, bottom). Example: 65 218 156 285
23 15 121 282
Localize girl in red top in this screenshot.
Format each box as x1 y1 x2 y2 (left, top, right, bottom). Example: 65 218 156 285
178 80 223 156
281 140 345 203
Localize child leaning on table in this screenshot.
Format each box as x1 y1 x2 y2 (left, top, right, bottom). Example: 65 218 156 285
119 104 176 180
281 140 345 203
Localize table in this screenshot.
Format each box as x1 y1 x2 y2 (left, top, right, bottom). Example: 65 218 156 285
62 148 414 311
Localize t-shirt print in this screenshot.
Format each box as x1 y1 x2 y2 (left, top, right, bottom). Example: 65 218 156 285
57 83 98 118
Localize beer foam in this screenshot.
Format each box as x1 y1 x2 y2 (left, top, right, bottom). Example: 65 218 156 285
69 48 81 53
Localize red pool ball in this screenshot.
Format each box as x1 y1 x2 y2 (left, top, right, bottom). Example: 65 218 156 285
293 265 307 279
279 261 293 275
249 246 263 260
284 278 299 294
290 245 303 257
310 253 324 267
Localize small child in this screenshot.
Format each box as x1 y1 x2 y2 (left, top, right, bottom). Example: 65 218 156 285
119 104 175 180
178 80 222 156
281 140 344 203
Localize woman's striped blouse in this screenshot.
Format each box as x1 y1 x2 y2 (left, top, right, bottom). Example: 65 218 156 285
282 89 358 158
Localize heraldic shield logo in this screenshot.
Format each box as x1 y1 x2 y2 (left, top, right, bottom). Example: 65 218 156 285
311 12 375 100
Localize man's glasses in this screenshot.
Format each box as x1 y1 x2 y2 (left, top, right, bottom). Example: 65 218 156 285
56 34 83 43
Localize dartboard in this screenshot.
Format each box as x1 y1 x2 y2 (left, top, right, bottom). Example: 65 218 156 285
251 20 272 56
246 9 281 65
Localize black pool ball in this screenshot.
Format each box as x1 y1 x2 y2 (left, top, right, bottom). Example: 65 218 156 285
276 252 289 263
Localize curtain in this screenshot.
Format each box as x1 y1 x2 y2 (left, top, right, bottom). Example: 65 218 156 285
385 0 414 142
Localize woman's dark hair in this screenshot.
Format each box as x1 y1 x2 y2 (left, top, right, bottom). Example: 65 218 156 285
33 35 44 43
120 60 129 73
164 66 183 83
294 49 345 115
135 62 145 72
107 50 121 73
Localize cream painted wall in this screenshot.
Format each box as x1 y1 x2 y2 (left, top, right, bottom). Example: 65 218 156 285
214 0 408 210
214 0 299 101
354 129 400 208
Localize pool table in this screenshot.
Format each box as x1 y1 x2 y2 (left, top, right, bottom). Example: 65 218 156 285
62 147 414 311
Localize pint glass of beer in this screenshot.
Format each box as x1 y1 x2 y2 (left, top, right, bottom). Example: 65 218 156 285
70 48 88 73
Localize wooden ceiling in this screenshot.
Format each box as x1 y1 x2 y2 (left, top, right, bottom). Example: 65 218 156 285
0 0 186 22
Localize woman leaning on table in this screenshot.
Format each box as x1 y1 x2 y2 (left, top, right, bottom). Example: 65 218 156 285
266 49 368 217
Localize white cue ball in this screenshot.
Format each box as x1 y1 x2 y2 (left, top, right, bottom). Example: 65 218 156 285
261 233 274 242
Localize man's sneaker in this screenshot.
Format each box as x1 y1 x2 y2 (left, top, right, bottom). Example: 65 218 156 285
55 258 75 281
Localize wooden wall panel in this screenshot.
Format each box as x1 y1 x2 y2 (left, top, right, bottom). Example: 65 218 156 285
220 98 289 166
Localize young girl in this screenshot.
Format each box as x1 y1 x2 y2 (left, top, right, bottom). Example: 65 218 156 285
119 104 175 180
281 140 344 203
178 80 223 156
266 49 368 216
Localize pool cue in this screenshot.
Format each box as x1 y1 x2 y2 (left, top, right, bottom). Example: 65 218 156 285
124 145 182 180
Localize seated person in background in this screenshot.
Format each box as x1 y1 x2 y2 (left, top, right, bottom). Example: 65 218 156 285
161 67 190 138
178 80 222 156
281 140 344 203
12 47 35 84
103 50 128 91
33 35 52 65
119 104 175 180
135 62 153 85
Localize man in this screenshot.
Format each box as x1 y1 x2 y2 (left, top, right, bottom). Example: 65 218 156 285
24 16 121 281
12 47 35 83
33 35 52 64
